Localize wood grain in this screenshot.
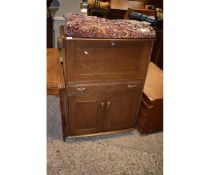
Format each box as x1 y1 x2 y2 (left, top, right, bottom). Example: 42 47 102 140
143 62 163 101
104 89 140 131
137 62 163 134
66 81 143 136
47 48 65 96
111 0 145 10
67 81 143 95
67 94 104 135
65 39 154 82
60 35 155 138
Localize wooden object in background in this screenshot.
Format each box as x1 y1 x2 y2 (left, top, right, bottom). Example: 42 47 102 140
47 0 53 48
146 0 163 9
47 48 66 140
111 0 145 10
88 0 111 18
47 48 65 96
109 0 145 19
136 62 163 134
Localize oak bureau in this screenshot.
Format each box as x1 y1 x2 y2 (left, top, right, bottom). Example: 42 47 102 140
48 13 156 141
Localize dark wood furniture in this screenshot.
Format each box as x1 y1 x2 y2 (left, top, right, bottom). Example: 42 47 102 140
146 0 163 9
47 0 53 48
136 62 163 134
88 0 111 18
60 33 155 139
48 22 155 140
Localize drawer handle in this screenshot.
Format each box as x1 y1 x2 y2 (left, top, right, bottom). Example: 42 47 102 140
76 87 86 91
111 41 116 46
128 84 137 88
142 98 154 109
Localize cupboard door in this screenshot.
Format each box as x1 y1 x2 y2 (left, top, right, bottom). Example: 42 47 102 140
104 90 141 131
67 95 105 136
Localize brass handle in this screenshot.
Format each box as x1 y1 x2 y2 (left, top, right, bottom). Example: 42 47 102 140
106 101 111 109
100 102 105 108
111 41 116 46
142 98 154 109
128 84 137 88
76 87 86 91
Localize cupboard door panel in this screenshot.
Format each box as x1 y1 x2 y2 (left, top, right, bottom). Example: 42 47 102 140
104 90 140 131
67 95 104 136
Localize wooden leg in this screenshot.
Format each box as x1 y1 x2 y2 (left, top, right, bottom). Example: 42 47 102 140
59 95 66 140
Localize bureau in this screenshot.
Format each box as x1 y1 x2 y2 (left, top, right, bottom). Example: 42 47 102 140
48 13 156 140
60 37 155 139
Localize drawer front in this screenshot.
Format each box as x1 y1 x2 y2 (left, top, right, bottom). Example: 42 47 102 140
67 81 143 95
65 39 154 82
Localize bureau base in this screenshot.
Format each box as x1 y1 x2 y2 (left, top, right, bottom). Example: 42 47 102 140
64 128 135 141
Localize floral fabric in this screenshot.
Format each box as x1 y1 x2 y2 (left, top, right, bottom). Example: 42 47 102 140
64 13 156 39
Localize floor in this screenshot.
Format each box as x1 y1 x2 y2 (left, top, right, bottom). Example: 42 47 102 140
47 96 163 175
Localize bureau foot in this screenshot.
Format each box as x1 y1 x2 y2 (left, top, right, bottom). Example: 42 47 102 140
63 136 66 142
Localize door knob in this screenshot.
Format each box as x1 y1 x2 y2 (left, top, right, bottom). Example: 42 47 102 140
106 101 111 109
100 102 105 108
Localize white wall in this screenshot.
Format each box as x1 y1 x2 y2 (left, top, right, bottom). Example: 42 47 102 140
51 0 82 47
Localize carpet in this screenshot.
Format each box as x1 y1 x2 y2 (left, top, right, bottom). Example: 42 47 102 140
47 96 163 175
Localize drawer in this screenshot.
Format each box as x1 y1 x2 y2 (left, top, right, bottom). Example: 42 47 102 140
67 81 143 95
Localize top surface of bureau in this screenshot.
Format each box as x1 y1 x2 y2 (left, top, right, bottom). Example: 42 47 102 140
64 38 154 83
